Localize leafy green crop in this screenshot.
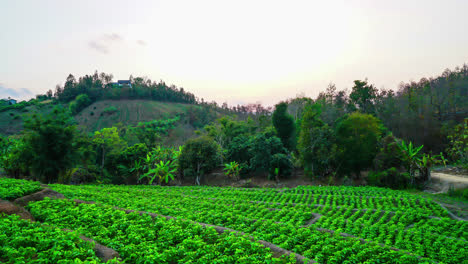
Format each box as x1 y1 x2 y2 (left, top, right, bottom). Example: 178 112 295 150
0 177 41 200
0 214 102 263
28 198 297 264
47 183 467 263
2 177 466 263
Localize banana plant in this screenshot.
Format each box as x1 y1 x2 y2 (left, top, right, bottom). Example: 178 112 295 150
398 140 423 184
223 161 240 181
274 167 280 183
140 160 176 185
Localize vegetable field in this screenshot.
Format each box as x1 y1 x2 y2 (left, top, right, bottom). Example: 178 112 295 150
1 179 467 263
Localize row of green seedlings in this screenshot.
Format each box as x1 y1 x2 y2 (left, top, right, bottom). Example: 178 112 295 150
50 184 461 253
27 198 301 264
49 185 438 263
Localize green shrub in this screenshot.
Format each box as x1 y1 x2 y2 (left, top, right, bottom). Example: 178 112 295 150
367 167 408 189
102 106 118 115
69 94 92 115
268 153 293 180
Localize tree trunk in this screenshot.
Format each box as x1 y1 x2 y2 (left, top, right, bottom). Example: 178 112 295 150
101 147 106 177
195 162 201 185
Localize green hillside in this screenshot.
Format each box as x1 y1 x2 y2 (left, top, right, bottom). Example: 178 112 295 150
0 100 55 135
76 100 198 131
0 100 222 145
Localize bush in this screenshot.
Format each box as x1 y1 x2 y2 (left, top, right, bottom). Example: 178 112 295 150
102 106 118 115
367 167 408 189
373 133 404 171
226 135 251 174
268 153 293 180
446 119 467 165
249 133 287 175
69 94 92 115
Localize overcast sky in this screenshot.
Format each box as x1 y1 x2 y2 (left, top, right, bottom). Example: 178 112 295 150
1 0 468 105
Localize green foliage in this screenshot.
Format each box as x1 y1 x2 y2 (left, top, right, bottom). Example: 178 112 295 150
101 106 118 115
398 140 447 184
140 160 177 185
0 137 29 178
447 187 468 200
128 117 179 148
203 116 252 149
268 153 293 180
0 178 41 200
0 100 36 113
179 137 221 185
446 119 468 164
373 133 404 171
349 80 378 114
114 143 148 184
28 198 296 263
336 112 384 177
45 182 467 263
223 161 241 181
298 103 336 178
69 93 92 114
367 167 409 189
397 140 425 185
22 107 77 183
272 102 296 150
249 133 288 175
55 72 196 104
93 127 127 179
0 214 101 263
225 135 251 167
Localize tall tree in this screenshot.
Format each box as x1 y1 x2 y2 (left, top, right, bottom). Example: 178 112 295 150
179 137 221 185
349 80 378 114
298 103 336 177
23 107 76 183
336 112 384 178
272 102 296 150
93 127 127 177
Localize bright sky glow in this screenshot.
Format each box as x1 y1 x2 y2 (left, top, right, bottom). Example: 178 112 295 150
1 0 468 105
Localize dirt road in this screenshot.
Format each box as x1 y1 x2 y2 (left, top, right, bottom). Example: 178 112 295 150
429 172 468 192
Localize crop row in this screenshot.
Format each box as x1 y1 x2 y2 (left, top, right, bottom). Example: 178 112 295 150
27 198 299 264
49 184 454 263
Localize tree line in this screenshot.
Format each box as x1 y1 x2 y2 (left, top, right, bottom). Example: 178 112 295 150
50 71 197 104
0 65 466 188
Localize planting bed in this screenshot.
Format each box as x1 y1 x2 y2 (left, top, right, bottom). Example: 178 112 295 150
1 178 467 263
